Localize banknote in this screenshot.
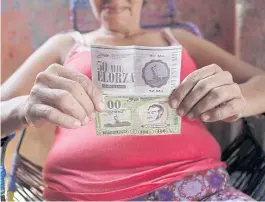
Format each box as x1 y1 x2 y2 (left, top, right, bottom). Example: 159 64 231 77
95 96 181 136
91 44 182 96
91 44 182 136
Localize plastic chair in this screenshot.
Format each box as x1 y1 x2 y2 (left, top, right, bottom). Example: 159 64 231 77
222 115 265 200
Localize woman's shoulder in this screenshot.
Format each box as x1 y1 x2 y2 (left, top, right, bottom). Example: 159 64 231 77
48 31 84 63
47 32 76 49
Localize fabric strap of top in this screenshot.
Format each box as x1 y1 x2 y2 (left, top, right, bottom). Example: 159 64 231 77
162 27 180 46
69 31 86 45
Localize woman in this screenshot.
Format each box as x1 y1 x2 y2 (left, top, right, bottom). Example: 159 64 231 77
2 0 265 201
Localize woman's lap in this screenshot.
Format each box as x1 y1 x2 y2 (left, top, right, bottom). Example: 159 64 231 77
130 167 254 201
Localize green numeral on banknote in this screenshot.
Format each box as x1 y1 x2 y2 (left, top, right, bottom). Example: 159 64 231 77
107 100 121 109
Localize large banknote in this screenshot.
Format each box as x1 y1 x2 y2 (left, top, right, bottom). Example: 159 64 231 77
91 44 182 136
91 45 182 96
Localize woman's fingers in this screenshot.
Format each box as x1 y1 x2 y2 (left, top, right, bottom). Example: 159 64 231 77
25 103 82 129
30 86 88 125
168 64 246 122
36 72 95 120
200 98 245 122
24 63 104 128
187 84 242 119
169 64 222 109
45 64 104 112
176 71 234 116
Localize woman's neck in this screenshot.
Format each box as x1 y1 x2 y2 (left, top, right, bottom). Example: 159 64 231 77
100 26 143 38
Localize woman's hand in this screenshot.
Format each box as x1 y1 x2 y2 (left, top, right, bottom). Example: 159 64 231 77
20 64 104 129
169 64 246 122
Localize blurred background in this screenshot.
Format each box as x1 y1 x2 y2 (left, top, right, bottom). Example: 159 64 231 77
1 0 265 174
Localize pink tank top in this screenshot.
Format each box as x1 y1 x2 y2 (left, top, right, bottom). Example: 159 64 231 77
43 31 225 201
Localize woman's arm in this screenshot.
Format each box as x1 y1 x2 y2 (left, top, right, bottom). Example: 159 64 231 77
1 33 74 101
173 29 264 83
1 33 75 137
173 29 265 118
1 64 104 138
1 96 28 138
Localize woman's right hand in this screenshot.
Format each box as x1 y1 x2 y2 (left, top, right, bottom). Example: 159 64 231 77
21 64 105 129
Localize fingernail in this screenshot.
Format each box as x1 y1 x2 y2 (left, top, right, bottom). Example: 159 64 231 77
201 114 210 122
73 120 82 128
98 102 105 111
90 112 96 120
82 116 89 125
170 99 178 108
187 112 194 120
177 109 184 116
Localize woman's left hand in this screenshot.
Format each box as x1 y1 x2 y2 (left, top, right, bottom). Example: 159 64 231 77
168 64 246 122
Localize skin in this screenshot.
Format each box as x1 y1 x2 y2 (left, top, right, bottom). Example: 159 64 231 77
1 0 265 138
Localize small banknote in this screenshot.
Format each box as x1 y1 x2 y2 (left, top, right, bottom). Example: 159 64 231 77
95 96 181 136
91 44 182 136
